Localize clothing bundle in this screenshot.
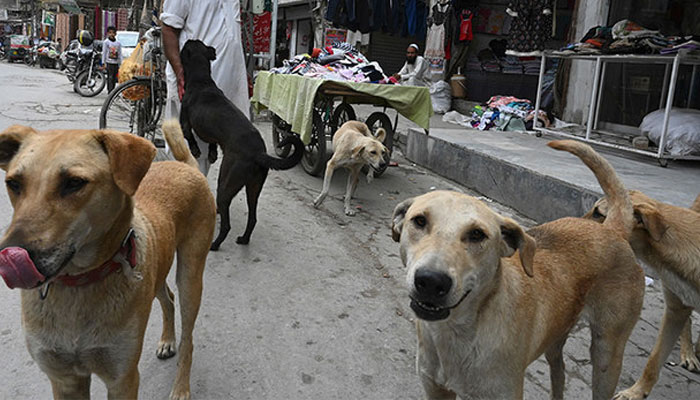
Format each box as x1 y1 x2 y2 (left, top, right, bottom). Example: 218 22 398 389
444 95 550 131
325 0 428 39
467 39 548 75
270 43 395 84
554 20 698 56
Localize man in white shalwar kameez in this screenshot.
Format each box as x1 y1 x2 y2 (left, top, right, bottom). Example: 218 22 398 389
161 0 249 176
393 43 430 87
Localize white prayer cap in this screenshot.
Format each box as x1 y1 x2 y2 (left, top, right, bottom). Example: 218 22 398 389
409 43 419 51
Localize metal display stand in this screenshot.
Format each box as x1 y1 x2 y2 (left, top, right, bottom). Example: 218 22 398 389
532 52 700 166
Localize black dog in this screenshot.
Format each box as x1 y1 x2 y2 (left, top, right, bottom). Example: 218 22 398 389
180 39 303 250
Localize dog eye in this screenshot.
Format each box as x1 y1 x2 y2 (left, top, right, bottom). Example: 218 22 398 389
412 215 427 228
370 150 377 155
61 177 88 196
467 229 487 242
5 179 21 194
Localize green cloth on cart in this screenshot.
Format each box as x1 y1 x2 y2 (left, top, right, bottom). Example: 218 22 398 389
252 71 433 144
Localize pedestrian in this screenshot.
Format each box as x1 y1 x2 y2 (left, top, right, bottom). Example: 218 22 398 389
101 26 122 94
393 44 430 87
161 0 249 176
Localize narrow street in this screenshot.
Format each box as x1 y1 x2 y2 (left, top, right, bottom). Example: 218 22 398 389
0 62 698 399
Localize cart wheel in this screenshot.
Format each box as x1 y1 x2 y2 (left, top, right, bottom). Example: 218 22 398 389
364 112 394 177
271 113 292 158
330 103 356 136
301 109 328 176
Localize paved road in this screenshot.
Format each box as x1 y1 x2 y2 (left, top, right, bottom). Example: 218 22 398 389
0 61 698 399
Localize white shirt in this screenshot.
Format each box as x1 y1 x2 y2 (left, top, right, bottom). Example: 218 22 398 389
398 55 430 87
161 0 249 119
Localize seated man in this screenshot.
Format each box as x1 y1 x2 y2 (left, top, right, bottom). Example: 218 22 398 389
393 44 430 87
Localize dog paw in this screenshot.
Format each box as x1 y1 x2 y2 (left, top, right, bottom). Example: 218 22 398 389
208 149 217 164
613 387 647 400
345 208 356 216
156 341 177 359
313 196 323 208
169 388 191 400
680 352 700 373
236 236 250 245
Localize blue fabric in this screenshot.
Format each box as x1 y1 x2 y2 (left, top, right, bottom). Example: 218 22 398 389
406 0 417 36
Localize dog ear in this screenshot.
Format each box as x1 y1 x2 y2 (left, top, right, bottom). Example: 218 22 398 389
374 128 386 143
352 145 365 159
96 130 156 196
206 45 217 61
500 217 536 277
391 197 415 242
633 202 668 241
0 125 37 171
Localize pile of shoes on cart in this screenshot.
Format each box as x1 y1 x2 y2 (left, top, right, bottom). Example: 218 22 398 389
270 42 397 84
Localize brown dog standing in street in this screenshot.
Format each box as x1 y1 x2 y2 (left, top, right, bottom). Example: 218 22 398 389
586 190 700 400
313 120 388 216
391 140 644 399
0 120 215 399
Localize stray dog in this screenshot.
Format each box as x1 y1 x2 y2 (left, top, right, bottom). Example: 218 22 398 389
0 120 215 399
391 140 644 399
313 120 388 215
586 190 700 400
179 39 303 249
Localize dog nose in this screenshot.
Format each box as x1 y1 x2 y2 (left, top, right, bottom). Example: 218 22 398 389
414 268 452 300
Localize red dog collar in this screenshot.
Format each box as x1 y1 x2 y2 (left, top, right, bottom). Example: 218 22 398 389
56 229 137 287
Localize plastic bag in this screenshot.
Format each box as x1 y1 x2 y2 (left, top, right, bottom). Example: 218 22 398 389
641 108 700 156
118 41 151 101
430 80 452 114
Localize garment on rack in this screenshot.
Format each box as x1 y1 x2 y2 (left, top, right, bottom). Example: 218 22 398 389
425 1 450 81
506 0 553 56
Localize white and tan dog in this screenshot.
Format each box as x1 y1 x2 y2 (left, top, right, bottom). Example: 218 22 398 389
391 140 644 399
0 120 215 399
313 120 388 216
586 191 700 400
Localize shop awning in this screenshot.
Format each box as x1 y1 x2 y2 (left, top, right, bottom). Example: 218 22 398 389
58 0 81 14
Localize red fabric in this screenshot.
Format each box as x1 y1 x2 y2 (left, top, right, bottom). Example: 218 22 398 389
94 6 101 40
253 12 271 53
459 10 473 42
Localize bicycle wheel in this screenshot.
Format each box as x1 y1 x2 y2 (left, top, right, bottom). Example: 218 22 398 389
301 108 328 176
329 102 356 135
99 78 163 145
363 112 394 177
74 69 106 97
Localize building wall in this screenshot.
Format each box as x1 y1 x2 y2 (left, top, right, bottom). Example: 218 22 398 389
562 0 610 124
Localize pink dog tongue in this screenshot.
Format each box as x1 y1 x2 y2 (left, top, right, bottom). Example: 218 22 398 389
0 247 45 289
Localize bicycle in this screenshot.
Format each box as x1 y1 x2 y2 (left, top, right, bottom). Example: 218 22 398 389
99 27 167 147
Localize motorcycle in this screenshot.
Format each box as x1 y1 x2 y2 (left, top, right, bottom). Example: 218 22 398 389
73 48 106 97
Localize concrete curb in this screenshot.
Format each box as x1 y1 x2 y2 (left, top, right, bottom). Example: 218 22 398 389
403 128 602 223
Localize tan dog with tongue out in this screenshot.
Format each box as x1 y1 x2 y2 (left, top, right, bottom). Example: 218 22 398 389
0 120 215 400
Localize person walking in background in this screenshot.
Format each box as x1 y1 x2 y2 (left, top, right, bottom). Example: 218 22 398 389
102 26 122 93
161 0 249 176
393 44 430 87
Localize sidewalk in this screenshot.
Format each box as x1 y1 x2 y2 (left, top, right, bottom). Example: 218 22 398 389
398 111 699 224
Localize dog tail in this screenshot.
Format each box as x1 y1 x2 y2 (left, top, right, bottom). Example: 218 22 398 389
163 119 199 170
254 134 304 171
548 140 634 238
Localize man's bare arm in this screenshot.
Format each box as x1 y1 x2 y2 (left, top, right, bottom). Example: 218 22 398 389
161 23 184 100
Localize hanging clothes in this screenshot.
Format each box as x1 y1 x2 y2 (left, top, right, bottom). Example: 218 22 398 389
425 1 450 82
506 0 554 56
